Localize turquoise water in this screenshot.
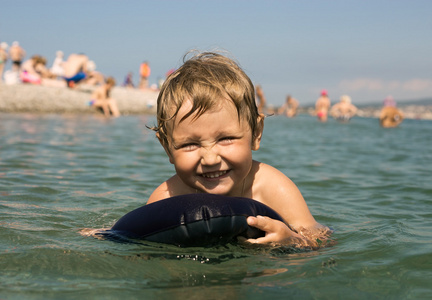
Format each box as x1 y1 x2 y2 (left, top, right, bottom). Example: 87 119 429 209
1 113 431 299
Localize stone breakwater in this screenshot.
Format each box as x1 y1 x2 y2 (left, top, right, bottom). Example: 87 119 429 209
0 83 159 115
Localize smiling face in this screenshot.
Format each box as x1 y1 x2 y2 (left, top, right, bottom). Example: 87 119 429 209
161 98 263 196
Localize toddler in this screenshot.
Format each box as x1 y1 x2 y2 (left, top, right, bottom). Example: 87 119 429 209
148 51 331 248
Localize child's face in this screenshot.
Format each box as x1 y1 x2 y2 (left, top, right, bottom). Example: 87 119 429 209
162 99 262 196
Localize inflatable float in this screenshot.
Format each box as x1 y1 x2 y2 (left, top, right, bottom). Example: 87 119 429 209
20 71 42 84
108 193 284 247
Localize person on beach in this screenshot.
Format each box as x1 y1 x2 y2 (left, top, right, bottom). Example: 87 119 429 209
20 55 53 84
147 51 331 249
63 53 90 87
50 50 65 78
0 42 8 82
278 95 299 117
84 60 106 86
139 61 151 89
330 95 357 122
379 96 403 128
88 76 120 118
9 41 26 72
123 72 135 88
315 90 331 122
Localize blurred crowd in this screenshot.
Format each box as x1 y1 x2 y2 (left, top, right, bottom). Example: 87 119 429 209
0 40 157 91
0 40 404 126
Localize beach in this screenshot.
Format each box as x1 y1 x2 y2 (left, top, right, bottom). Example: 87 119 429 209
0 83 158 115
1 83 432 120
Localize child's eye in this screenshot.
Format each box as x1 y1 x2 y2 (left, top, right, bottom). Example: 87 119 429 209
219 137 235 144
178 143 199 151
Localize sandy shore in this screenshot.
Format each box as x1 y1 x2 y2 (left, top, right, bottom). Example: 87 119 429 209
0 83 159 115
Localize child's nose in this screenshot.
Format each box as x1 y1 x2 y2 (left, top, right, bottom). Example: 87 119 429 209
200 148 221 165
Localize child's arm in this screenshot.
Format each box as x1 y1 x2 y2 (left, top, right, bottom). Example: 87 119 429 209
146 182 170 205
245 163 332 249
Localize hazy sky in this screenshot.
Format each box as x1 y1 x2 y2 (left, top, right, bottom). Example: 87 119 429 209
1 0 431 105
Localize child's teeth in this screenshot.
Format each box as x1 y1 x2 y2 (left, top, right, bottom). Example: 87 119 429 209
205 171 226 178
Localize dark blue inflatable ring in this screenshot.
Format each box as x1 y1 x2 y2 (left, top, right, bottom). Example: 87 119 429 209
109 193 284 247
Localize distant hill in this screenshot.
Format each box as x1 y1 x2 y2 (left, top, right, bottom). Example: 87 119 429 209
398 97 432 106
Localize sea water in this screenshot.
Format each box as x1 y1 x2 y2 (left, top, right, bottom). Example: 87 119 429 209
1 113 431 299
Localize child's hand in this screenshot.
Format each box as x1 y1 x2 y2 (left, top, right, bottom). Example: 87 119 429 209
245 215 304 245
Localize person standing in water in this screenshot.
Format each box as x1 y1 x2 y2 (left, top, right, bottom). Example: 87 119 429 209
278 95 299 117
379 96 404 128
315 90 331 122
330 95 357 122
255 85 267 114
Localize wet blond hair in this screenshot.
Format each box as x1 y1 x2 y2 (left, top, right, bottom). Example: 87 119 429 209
154 51 259 150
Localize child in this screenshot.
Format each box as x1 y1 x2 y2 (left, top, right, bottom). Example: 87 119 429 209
89 77 120 117
148 51 331 249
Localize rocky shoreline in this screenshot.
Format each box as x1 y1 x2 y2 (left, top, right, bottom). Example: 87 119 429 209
0 83 159 115
1 83 431 120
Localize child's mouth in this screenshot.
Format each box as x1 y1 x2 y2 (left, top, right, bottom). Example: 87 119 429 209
201 170 228 179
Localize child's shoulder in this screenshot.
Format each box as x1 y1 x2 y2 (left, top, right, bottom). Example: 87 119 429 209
250 160 304 210
251 160 295 188
147 175 193 204
253 160 288 176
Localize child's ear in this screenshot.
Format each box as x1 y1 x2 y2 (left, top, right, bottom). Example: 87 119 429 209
156 132 174 164
252 114 265 150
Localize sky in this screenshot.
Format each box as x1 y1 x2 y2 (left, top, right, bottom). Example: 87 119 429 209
1 0 431 106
